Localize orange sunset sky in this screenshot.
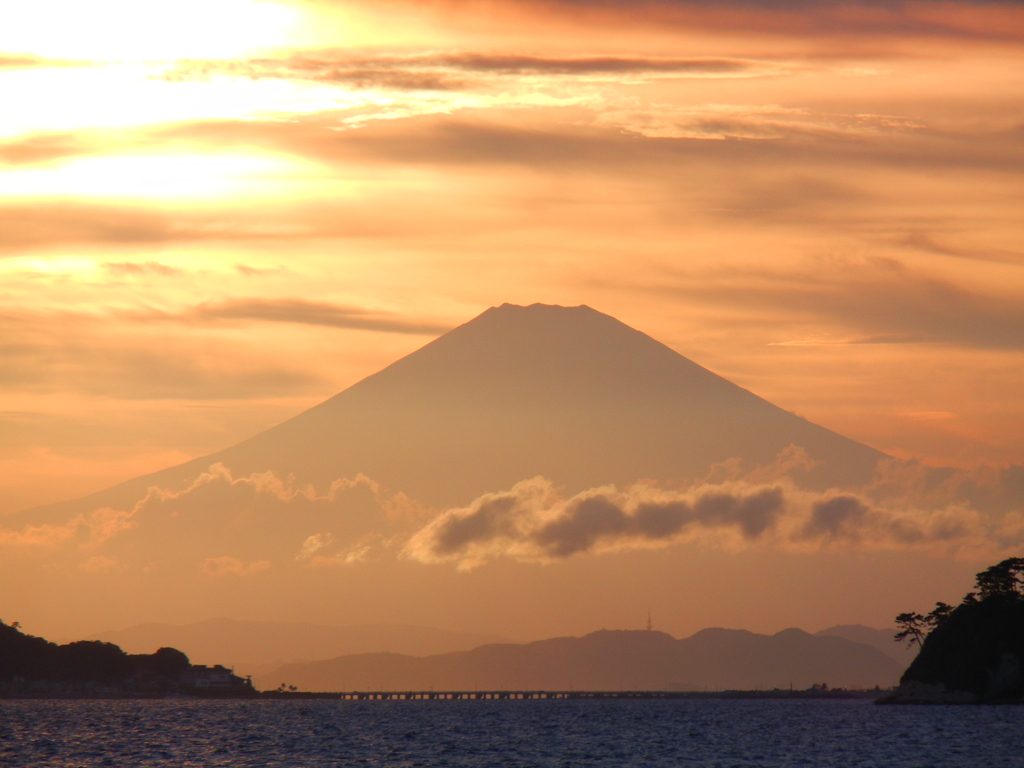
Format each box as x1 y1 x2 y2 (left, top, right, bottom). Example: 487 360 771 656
2 0 1023 640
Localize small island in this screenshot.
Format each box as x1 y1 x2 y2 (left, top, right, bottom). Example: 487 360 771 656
880 557 1024 704
0 620 255 698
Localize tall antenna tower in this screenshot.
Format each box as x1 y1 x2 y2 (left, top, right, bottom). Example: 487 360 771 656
646 609 652 632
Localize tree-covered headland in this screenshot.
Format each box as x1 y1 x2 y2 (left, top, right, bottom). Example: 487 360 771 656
881 558 1024 703
0 620 255 697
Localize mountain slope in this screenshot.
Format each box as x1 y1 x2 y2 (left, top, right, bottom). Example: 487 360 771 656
256 628 902 692
19 303 885 525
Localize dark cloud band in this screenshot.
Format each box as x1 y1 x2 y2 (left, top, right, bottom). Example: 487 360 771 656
182 299 452 335
403 469 1024 568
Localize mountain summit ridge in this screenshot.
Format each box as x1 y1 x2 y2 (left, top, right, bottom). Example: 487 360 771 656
255 626 902 692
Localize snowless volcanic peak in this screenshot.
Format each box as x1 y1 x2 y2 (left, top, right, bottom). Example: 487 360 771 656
24 303 885 520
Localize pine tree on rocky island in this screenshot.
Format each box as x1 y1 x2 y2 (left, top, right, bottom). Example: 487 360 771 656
881 557 1024 704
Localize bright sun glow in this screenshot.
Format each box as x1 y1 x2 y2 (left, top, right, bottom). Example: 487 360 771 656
0 256 101 277
0 65 307 138
0 0 301 60
0 153 315 201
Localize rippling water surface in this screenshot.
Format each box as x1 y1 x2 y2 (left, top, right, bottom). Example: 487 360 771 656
1 698 1022 767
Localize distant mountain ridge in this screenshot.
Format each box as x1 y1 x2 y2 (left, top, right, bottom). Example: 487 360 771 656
256 627 902 692
17 303 886 525
90 620 515 678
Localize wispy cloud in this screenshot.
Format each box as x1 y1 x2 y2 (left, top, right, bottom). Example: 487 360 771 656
0 204 183 251
594 104 924 141
0 309 326 399
437 0 1024 41
631 257 1024 351
166 51 776 91
201 555 271 576
149 110 1019 181
901 231 1024 266
0 506 134 550
0 55 83 69
0 296 446 405
0 463 425 572
104 261 182 277
102 298 450 334
179 298 452 335
0 134 93 165
0 197 456 252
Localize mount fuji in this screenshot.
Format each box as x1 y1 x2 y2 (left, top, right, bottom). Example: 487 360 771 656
4 304 896 642
20 303 885 525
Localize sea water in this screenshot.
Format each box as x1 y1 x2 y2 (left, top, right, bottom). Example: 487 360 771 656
1 698 1022 767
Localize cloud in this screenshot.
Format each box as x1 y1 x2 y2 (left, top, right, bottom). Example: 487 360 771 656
150 52 786 141
298 536 376 567
0 310 325 399
0 462 426 566
594 104 925 141
5 450 1024 574
0 297 443 404
900 231 1024 266
130 462 397 510
0 506 135 550
403 459 1024 569
0 201 346 254
803 494 871 539
5 164 631 247
58 297 449 335
149 108 1020 186
201 556 271 576
863 458 1024 518
0 201 385 252
0 200 342 252
0 56 82 69
0 134 93 165
296 532 334 560
104 261 181 276
176 298 452 335
0 56 50 68
81 555 118 573
157 117 621 169
0 204 184 251
616 256 1024 351
422 0 1024 40
166 52 772 91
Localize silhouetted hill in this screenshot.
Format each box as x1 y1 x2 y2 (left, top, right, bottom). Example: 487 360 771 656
0 620 251 696
18 303 885 525
256 628 901 692
880 558 1024 703
815 625 916 667
90 620 515 677
898 598 1024 702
